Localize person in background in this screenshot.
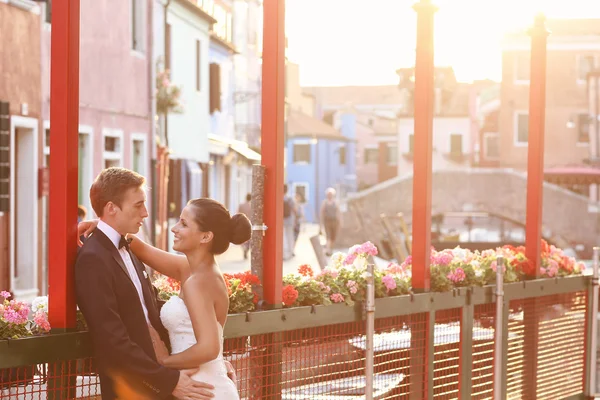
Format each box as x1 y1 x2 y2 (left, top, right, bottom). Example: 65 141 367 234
78 205 87 223
238 193 252 259
293 193 305 248
320 187 341 257
283 184 296 260
78 205 88 244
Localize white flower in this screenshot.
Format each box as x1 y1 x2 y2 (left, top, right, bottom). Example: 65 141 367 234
32 296 48 313
330 252 346 269
452 247 467 260
353 256 367 270
361 271 372 279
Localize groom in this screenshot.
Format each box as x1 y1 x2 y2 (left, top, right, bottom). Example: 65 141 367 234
75 167 215 399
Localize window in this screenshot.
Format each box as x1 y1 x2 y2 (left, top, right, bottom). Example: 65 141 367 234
196 40 201 92
450 133 463 155
339 146 346 165
515 112 529 145
293 143 311 163
103 129 123 168
515 53 530 82
45 0 52 23
293 183 308 204
577 55 596 82
131 134 147 177
408 134 414 154
364 147 378 164
209 63 221 113
387 144 398 165
483 133 500 159
577 113 590 143
131 0 145 53
165 24 172 71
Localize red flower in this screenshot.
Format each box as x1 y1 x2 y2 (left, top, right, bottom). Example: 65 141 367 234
541 239 550 255
253 293 259 304
282 285 298 306
298 264 314 277
518 259 536 277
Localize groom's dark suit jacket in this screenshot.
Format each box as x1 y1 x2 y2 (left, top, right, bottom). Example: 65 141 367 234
75 229 179 399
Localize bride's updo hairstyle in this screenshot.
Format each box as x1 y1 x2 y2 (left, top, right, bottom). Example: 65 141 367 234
187 198 252 255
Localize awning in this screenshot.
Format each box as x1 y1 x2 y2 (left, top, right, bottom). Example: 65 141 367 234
208 134 261 161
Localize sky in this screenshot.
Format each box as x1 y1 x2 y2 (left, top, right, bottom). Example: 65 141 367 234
284 0 600 86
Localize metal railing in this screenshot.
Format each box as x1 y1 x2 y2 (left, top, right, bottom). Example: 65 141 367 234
0 274 594 399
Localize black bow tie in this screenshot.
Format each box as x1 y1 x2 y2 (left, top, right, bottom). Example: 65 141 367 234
119 236 132 250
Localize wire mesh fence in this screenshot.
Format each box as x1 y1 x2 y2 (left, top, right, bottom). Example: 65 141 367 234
0 280 592 399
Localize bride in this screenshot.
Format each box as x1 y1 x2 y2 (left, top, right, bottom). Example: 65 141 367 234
79 198 250 399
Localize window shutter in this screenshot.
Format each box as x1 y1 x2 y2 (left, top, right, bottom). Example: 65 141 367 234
210 63 221 113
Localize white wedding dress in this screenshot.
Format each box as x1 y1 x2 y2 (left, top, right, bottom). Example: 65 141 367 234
160 296 240 399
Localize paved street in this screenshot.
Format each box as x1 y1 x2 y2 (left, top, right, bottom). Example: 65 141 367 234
216 223 326 276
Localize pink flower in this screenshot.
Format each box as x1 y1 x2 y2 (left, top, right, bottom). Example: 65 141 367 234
0 291 10 299
447 268 466 283
317 282 331 293
34 311 51 332
330 293 345 303
401 255 412 269
382 275 397 292
346 280 358 294
431 251 453 266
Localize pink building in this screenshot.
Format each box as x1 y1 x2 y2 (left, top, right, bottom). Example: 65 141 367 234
38 0 154 295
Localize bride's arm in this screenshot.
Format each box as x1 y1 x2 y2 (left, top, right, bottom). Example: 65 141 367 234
161 277 221 369
127 235 188 281
77 219 187 281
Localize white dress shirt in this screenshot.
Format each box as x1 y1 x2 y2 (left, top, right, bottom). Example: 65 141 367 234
97 220 150 324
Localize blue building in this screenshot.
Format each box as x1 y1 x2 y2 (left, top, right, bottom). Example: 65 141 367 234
286 110 357 223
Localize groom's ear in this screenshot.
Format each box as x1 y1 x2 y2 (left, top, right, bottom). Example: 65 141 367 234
105 201 117 216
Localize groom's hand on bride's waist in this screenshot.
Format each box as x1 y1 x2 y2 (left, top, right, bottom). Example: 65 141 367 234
172 369 215 399
224 360 237 385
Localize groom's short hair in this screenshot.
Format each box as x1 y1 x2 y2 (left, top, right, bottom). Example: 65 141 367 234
90 167 145 217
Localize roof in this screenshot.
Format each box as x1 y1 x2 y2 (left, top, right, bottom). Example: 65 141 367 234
286 110 349 141
301 85 404 108
173 0 217 24
355 113 397 135
207 134 261 161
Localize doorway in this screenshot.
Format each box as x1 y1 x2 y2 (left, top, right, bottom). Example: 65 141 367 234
10 116 39 301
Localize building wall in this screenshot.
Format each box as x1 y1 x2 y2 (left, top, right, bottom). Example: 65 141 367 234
0 2 41 119
500 37 600 169
354 122 378 188
286 138 349 223
233 0 262 146
0 2 42 297
377 141 397 183
396 117 471 176
286 62 316 117
42 0 154 184
166 1 211 163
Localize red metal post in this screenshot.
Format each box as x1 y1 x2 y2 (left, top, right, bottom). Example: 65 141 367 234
411 0 437 292
525 14 550 277
48 0 80 331
260 0 285 306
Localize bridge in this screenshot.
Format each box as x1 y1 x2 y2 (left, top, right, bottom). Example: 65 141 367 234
340 168 599 258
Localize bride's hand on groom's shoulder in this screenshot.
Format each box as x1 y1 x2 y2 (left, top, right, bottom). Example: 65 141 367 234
77 219 99 247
